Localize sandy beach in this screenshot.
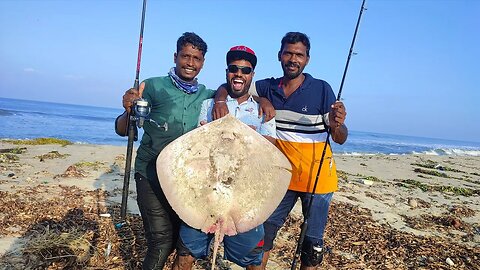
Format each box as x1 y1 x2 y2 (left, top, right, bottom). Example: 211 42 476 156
0 139 479 269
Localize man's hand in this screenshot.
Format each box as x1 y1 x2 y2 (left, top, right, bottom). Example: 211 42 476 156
213 84 230 120
328 101 348 144
328 101 347 128
213 102 229 120
116 82 145 136
258 97 275 122
122 82 145 113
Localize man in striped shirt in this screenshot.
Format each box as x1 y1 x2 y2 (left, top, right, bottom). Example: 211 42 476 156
214 32 348 269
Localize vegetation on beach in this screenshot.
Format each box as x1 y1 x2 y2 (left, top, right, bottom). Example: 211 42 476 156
0 153 19 163
412 160 480 184
411 160 465 173
0 147 27 163
336 170 384 183
74 161 105 171
36 151 70 160
337 170 349 180
396 179 480 197
413 168 449 178
0 147 27 154
2 138 72 146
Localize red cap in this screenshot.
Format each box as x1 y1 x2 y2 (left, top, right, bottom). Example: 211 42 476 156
226 45 257 69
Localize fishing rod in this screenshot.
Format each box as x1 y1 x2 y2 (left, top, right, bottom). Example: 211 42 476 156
119 0 147 224
290 0 366 268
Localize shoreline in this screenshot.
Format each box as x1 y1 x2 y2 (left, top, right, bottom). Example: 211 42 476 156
0 140 479 269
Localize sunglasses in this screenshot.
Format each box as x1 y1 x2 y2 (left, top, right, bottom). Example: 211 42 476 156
227 65 253 75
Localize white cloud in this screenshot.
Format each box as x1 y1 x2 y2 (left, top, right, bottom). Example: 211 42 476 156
24 67 37 73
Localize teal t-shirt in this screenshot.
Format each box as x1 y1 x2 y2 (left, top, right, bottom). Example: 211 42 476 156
135 76 215 179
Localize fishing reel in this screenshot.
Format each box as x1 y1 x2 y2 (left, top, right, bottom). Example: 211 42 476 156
133 98 150 128
131 98 168 130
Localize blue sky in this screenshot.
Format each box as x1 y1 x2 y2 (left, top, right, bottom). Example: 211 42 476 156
0 0 479 142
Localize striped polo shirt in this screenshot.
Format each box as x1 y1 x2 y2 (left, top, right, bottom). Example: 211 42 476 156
254 73 338 194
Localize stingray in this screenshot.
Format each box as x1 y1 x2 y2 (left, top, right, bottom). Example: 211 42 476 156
157 114 292 268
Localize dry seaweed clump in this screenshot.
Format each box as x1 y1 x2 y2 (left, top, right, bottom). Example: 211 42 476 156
22 227 92 268
0 185 147 270
54 161 105 178
0 147 27 154
74 161 105 171
0 153 19 163
268 202 480 270
56 165 88 178
2 138 72 146
1 185 479 269
396 178 480 196
36 150 70 161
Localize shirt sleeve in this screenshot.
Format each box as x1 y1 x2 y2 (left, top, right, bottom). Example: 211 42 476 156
259 116 277 138
141 79 153 104
324 81 337 111
205 88 216 99
198 99 214 126
254 79 270 98
248 81 258 97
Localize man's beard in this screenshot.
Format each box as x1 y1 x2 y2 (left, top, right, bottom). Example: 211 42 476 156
283 63 304 79
227 81 251 99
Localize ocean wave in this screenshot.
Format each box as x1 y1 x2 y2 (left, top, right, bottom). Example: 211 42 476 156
0 109 16 116
422 148 480 157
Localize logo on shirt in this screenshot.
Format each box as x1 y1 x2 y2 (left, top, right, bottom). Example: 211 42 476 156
302 106 308 112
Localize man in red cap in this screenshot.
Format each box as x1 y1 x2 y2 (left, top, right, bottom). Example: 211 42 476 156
213 32 348 269
172 45 270 270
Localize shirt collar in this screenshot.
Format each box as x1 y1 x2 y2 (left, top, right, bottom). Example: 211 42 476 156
226 94 254 105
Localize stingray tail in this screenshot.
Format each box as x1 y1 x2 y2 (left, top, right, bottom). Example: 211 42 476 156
211 223 224 270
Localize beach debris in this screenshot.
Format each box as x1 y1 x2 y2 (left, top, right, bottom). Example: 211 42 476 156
450 218 462 229
414 167 449 178
1 184 479 269
449 205 475 217
7 172 15 177
0 147 27 154
105 241 112 257
336 169 349 181
22 226 92 267
73 161 105 171
434 164 445 170
446 257 455 266
1 137 72 146
36 150 70 161
157 115 291 269
56 165 87 178
396 179 480 196
99 213 111 218
408 198 418 208
357 179 373 185
412 159 465 173
0 153 19 163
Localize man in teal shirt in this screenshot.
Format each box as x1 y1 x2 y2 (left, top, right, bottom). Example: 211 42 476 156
115 32 215 270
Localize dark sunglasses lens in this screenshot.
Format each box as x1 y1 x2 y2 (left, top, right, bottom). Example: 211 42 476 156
228 65 252 74
228 65 239 73
240 67 252 74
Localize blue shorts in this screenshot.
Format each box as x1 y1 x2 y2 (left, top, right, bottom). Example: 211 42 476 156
263 190 333 250
178 223 264 267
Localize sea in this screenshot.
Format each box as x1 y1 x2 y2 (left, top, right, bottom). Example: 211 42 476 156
1 97 479 156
